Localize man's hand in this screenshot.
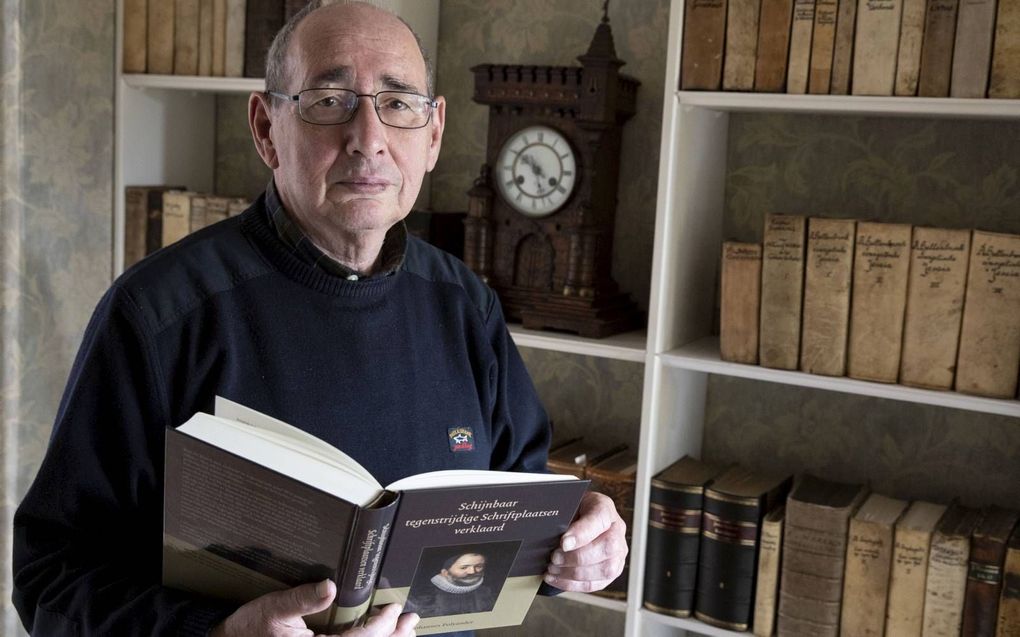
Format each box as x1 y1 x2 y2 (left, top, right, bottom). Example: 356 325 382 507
544 491 628 593
210 579 419 637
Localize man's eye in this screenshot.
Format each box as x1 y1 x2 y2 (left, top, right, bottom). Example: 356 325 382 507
381 97 409 111
316 96 341 108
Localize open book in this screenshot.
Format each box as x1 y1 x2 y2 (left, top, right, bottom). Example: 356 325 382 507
162 397 588 635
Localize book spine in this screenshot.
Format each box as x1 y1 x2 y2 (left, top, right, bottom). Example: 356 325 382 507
124 188 149 269
760 214 806 370
189 195 209 232
332 497 400 629
808 0 839 94
174 0 200 75
198 0 214 76
962 530 1012 637
887 527 935 635
681 0 728 90
224 0 247 78
829 0 858 94
923 532 972 636
212 0 227 76
894 0 929 95
800 217 856 377
643 484 706 617
752 514 784 637
720 242 763 364
918 0 960 97
145 189 169 255
754 0 796 91
846 222 912 383
245 0 285 78
694 494 763 631
851 0 904 95
989 1 1020 99
840 518 896 637
161 192 193 248
123 0 148 73
949 0 997 98
147 0 175 75
723 0 762 91
998 534 1020 637
786 0 817 94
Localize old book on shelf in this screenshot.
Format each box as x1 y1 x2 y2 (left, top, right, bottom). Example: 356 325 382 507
694 466 792 632
808 0 839 94
800 217 855 377
787 0 817 94
188 195 209 232
224 0 247 77
989 0 1020 98
955 230 1020 399
643 456 728 618
917 0 960 97
720 241 763 364
245 0 285 78
212 0 227 76
894 0 928 95
124 187 150 269
586 449 639 599
545 438 626 480
147 0 175 75
777 474 868 637
847 222 912 384
997 524 1020 636
164 397 588 635
681 0 728 90
839 493 909 637
923 502 984 637
198 0 214 76
162 190 197 248
173 0 200 75
851 0 905 95
753 505 786 637
950 0 998 98
754 0 796 91
123 0 148 73
885 500 948 635
206 196 232 227
723 0 762 91
760 214 807 370
227 197 251 217
961 507 1020 636
829 0 858 94
900 227 972 391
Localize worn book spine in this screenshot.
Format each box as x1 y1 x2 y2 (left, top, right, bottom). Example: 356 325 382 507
720 242 763 364
829 0 858 93
779 517 851 636
755 0 796 91
752 509 784 637
924 527 974 636
123 0 148 73
681 0 728 90
840 515 897 637
961 510 1020 637
174 0 200 75
887 524 937 635
723 0 762 91
800 217 856 377
695 494 765 630
989 0 1020 99
847 222 912 384
188 195 208 232
244 0 284 78
212 0 227 76
161 191 194 248
997 526 1020 637
895 0 929 95
852 0 905 95
124 187 149 269
147 0 175 75
144 187 182 255
224 0 247 77
787 0 817 94
950 0 998 98
643 480 708 617
918 0 960 97
198 0 214 76
808 0 839 94
956 231 1020 399
900 228 971 391
760 214 807 370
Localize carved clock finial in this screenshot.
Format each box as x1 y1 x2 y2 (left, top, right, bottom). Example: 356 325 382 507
602 0 610 23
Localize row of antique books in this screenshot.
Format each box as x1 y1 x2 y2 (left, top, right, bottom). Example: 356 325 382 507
643 457 1020 636
124 186 251 269
719 215 1020 400
681 0 1020 98
122 0 311 78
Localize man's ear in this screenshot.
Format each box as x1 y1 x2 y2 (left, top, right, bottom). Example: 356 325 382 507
425 96 446 173
249 91 280 170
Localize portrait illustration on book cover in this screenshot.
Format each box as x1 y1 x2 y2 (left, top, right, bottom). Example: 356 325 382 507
403 541 521 619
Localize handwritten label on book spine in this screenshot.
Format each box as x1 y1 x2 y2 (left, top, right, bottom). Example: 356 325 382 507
852 0 905 95
841 520 895 636
924 533 971 635
760 214 806 370
800 218 855 377
721 242 762 364
787 0 817 94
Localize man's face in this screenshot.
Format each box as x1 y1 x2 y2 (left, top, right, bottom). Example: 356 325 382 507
258 3 445 242
441 553 486 586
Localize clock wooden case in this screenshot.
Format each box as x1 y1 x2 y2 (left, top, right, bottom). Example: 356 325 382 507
464 16 644 338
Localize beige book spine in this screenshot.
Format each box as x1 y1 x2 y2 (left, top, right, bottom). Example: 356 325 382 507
189 195 209 232
783 524 851 579
989 1 1020 99
787 0 817 94
997 542 1020 636
173 0 200 75
847 222 912 383
147 0 175 75
754 0 796 91
208 197 233 224
800 217 856 377
899 228 971 390
754 516 784 637
212 0 227 76
808 0 839 93
681 0 728 90
950 0 997 98
956 231 1020 398
123 0 148 73
918 0 959 97
198 0 214 76
760 214 807 370
124 188 149 269
887 526 935 635
720 242 763 364
852 0 905 95
778 611 839 637
161 191 194 248
923 532 971 636
723 0 762 91
841 517 896 637
829 0 858 93
894 0 928 95
224 0 246 78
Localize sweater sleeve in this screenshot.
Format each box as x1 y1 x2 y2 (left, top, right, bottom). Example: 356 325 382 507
12 286 235 636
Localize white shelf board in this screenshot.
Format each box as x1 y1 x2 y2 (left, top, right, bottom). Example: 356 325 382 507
558 591 628 613
640 608 746 637
509 324 647 362
677 91 1020 120
660 336 1020 418
123 74 265 94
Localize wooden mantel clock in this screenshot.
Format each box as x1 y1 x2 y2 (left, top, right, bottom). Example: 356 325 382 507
463 4 643 339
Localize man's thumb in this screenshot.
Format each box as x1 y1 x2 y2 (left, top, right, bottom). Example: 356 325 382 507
266 579 336 619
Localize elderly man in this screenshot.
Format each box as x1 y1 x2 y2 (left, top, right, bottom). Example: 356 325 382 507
12 2 627 636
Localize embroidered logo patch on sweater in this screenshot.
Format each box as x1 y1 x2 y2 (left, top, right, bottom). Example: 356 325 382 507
448 427 475 452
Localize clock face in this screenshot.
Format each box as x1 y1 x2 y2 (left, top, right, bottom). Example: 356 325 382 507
495 125 577 218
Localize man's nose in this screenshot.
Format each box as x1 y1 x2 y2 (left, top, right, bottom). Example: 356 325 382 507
343 96 387 156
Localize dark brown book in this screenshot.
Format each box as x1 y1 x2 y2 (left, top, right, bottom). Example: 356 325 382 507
989 0 1020 99
962 507 1020 637
136 186 185 256
681 0 728 90
720 242 762 364
586 449 639 599
755 0 796 91
125 187 150 269
998 524 1020 636
545 438 626 480
244 0 284 78
917 0 960 97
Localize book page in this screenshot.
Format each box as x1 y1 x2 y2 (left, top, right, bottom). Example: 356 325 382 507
387 470 577 492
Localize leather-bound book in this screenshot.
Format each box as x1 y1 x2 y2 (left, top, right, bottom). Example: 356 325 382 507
720 242 762 364
123 0 148 73
224 0 246 77
962 507 1020 637
777 474 868 637
147 0 175 75
950 0 997 98
900 227 972 391
808 0 839 94
786 0 817 94
752 505 785 637
840 493 909 637
923 503 984 637
997 524 1020 636
829 0 857 94
847 222 912 384
760 214 807 370
800 217 855 377
754 0 795 91
885 500 948 635
546 438 626 480
139 186 186 256
694 465 792 632
643 456 728 618
917 0 960 97
161 191 197 248
989 1 1020 99
125 187 150 269
681 0 728 90
245 0 284 78
173 0 200 75
723 0 762 91
955 231 1020 399
198 0 214 76
587 449 639 599
894 0 928 96
852 0 904 95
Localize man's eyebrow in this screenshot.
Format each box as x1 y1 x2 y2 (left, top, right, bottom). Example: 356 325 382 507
381 74 423 94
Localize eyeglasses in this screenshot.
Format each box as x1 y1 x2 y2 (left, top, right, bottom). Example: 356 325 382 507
266 88 438 129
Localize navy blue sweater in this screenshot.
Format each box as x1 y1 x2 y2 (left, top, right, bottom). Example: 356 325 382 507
12 196 551 636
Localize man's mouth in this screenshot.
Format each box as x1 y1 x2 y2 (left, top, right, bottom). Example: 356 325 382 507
336 178 389 194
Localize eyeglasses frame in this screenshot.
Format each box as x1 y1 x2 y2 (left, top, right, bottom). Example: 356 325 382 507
265 88 439 129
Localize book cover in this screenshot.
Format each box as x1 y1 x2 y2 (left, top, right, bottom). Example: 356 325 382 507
900 227 972 391
800 217 856 377
752 505 786 637
681 0 728 90
989 0 1020 98
923 503 984 636
224 0 247 77
586 450 638 599
950 0 998 98
163 398 588 635
961 507 1020 637
829 0 858 93
147 0 175 75
546 438 626 480
720 241 763 364
724 0 762 91
245 0 285 78
787 0 818 94
885 500 948 635
894 0 929 95
997 524 1020 636
839 493 909 637
174 0 200 75
955 230 1020 399
808 0 839 94
846 222 912 384
198 0 214 76
851 0 905 95
760 214 807 370
918 0 960 97
694 465 793 631
643 456 728 618
124 0 148 73
754 0 796 91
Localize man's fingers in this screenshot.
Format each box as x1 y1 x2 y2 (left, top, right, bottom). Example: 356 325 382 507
552 520 629 567
264 579 337 621
546 555 627 584
559 492 621 552
348 604 418 637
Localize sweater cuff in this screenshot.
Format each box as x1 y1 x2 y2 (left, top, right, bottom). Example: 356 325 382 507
537 581 563 597
176 600 236 637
